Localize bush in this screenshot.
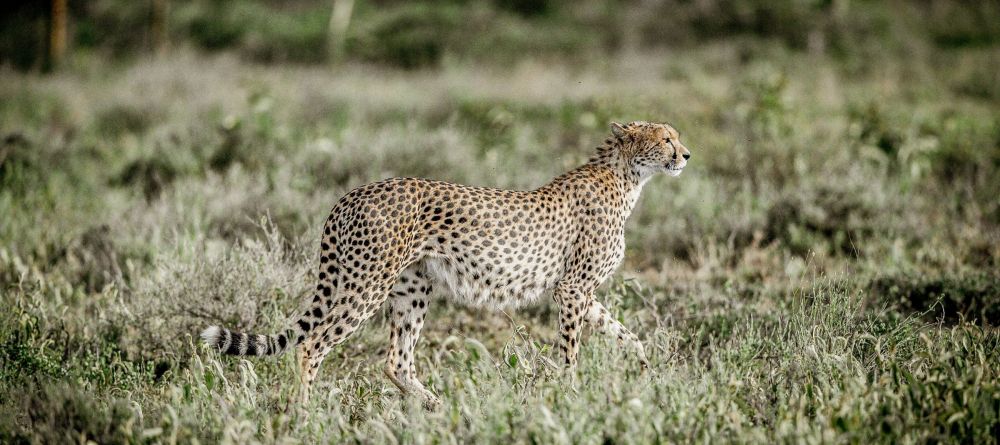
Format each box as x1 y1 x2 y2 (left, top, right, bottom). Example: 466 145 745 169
75 0 156 53
113 133 205 200
181 1 331 63
239 4 330 63
921 0 1000 47
3 382 137 444
0 313 64 386
924 115 1000 185
0 3 49 71
0 132 39 193
764 184 879 257
348 3 462 69
633 0 891 56
96 103 157 137
870 273 1000 325
951 50 1000 101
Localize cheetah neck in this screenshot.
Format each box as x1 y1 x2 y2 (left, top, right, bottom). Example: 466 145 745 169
572 156 649 217
623 167 650 214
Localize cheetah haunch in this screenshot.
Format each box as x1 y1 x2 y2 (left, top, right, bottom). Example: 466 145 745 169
201 121 692 408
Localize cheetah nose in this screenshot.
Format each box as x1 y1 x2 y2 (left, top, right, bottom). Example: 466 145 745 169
682 153 691 160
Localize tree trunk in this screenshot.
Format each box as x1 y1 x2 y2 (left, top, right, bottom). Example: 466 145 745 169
328 0 355 63
152 0 170 55
49 0 67 69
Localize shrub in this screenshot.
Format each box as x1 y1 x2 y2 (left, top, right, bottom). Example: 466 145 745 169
870 273 1000 325
0 312 65 386
4 382 137 444
0 3 49 71
921 0 1000 47
95 103 157 137
181 1 331 63
633 0 891 56
348 3 462 69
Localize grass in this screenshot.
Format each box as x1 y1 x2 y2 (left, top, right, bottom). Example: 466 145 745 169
1 35 999 443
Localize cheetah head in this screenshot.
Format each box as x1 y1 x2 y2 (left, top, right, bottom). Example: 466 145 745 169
609 121 691 178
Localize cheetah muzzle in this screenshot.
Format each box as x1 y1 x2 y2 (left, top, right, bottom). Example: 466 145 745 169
200 121 692 408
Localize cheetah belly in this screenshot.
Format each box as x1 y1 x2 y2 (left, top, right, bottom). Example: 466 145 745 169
424 252 563 310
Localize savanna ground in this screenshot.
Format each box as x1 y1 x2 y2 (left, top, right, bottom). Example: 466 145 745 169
1 1 999 443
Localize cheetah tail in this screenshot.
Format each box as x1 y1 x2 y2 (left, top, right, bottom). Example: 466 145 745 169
199 322 305 357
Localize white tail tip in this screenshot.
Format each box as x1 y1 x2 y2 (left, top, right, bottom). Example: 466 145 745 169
200 325 222 346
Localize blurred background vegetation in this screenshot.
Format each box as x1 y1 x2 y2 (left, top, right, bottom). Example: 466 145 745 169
1 0 999 443
2 0 1000 70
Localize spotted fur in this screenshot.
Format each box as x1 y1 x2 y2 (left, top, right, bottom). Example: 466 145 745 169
201 121 692 408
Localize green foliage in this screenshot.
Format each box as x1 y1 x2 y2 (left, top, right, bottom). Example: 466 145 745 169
349 3 463 69
764 183 881 257
631 0 893 58
871 273 1000 325
8 0 986 70
922 0 1000 48
950 49 1000 101
74 0 157 53
2 381 139 444
924 114 1000 184
346 2 600 69
0 3 49 71
0 311 65 385
239 4 332 63
96 103 158 137
182 3 244 49
180 1 332 63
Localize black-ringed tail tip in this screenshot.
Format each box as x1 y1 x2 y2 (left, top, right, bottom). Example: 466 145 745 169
200 325 294 356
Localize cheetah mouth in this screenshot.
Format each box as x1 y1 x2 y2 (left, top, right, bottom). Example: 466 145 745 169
665 165 684 176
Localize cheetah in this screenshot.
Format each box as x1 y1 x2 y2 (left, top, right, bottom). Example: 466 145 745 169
201 121 691 408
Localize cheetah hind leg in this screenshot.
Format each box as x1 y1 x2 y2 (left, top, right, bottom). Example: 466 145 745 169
296 288 385 405
296 319 359 405
384 266 440 409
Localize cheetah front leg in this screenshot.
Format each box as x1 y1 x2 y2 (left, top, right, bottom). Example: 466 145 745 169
384 266 440 409
585 300 649 370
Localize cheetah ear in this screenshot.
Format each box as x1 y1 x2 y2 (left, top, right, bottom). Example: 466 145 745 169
610 122 626 138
